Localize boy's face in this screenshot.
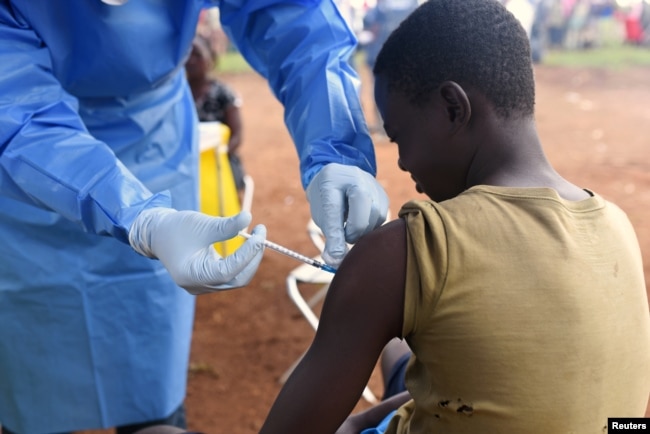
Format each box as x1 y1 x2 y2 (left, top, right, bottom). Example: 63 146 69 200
374 74 469 202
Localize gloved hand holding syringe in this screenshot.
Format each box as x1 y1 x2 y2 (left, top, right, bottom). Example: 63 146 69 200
239 231 337 274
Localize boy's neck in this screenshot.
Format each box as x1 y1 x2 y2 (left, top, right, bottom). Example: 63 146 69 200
468 118 588 201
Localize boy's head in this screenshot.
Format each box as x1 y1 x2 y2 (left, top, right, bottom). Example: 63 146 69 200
374 0 535 118
373 0 537 202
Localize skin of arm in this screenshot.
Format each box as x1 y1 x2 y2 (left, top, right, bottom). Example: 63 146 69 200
259 218 408 434
224 103 242 155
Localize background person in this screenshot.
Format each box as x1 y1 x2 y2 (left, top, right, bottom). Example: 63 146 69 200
361 0 419 135
257 1 650 433
185 34 247 193
0 0 387 432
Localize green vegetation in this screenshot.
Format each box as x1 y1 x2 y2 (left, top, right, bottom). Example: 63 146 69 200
215 50 252 74
215 44 650 72
542 45 650 69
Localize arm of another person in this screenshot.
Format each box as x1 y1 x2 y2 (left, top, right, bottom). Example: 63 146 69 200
0 3 170 242
223 100 243 155
0 5 264 293
259 219 408 434
217 0 375 186
215 0 389 265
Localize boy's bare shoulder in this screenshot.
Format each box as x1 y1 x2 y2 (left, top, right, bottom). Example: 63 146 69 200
339 217 407 280
325 217 407 339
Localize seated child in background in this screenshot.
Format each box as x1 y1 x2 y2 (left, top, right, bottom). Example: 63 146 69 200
185 34 246 192
258 1 650 433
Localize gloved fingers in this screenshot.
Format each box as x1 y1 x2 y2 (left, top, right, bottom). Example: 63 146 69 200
192 224 266 292
180 248 226 295
311 188 348 266
201 211 253 243
306 163 389 267
309 175 346 228
365 205 385 236
343 184 373 243
347 187 390 244
218 237 266 289
321 239 349 268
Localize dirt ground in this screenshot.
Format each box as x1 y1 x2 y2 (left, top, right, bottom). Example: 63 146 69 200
175 63 650 432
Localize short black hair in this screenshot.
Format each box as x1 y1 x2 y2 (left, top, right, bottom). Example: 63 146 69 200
373 0 535 118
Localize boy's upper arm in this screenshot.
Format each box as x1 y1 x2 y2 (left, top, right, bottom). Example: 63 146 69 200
318 217 407 351
259 218 407 434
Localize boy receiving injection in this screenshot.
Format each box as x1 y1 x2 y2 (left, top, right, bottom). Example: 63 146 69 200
258 1 650 433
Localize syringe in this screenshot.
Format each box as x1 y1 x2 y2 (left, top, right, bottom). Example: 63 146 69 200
238 231 337 274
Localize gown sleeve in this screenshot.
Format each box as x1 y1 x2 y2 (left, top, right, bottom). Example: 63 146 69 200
0 1 171 243
216 0 377 189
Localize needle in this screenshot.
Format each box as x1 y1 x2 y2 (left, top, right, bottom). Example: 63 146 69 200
238 231 337 274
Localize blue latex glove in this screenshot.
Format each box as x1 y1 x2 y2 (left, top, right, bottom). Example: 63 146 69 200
306 163 389 267
129 208 266 295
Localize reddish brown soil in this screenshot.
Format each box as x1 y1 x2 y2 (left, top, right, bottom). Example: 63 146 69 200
81 64 650 433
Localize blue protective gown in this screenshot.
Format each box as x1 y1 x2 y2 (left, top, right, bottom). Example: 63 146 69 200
0 1 376 433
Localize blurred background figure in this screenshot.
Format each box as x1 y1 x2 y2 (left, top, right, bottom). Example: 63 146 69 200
529 0 555 62
196 8 229 59
622 0 650 45
503 0 551 62
185 34 246 194
335 0 368 45
361 0 419 135
546 0 570 47
505 0 538 38
500 0 639 62
335 0 370 70
564 0 595 48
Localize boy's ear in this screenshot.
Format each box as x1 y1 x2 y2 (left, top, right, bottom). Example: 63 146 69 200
439 81 471 132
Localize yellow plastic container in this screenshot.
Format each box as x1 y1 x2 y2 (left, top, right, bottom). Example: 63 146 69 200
198 121 244 256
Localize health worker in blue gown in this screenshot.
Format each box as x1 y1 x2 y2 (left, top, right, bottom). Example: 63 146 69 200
0 0 389 433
